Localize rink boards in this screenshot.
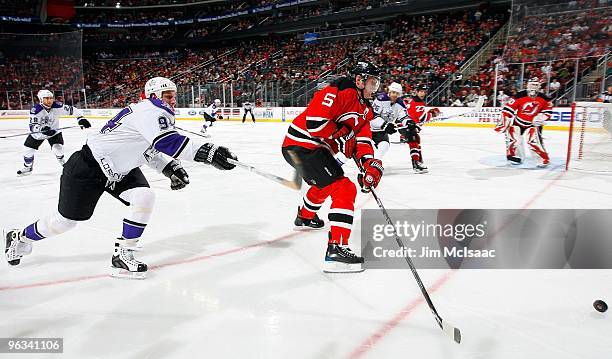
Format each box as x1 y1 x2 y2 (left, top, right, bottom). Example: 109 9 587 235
0 106 580 131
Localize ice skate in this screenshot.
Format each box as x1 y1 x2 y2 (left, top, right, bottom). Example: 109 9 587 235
110 239 147 279
17 165 33 176
323 243 364 273
294 207 325 230
4 229 32 266
412 159 429 174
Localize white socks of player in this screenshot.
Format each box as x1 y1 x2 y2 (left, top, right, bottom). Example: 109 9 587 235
4 229 33 266
110 238 147 279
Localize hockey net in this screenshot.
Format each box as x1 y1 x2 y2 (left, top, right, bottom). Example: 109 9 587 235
565 102 612 172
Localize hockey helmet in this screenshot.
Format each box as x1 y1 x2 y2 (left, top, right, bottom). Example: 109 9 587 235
144 77 177 99
388 82 403 96
214 99 221 105
527 77 540 96
350 61 381 93
37 89 54 104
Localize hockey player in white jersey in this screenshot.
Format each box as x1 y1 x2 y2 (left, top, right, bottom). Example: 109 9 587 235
17 90 91 176
201 98 223 136
4 77 238 279
370 82 405 158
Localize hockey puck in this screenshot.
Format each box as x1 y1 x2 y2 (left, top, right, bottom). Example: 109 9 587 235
593 300 608 313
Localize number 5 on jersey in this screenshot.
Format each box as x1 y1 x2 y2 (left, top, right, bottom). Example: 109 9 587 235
322 93 336 107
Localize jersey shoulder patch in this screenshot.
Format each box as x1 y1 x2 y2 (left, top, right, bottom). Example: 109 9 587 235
30 104 44 115
149 98 175 116
51 101 63 109
376 92 390 101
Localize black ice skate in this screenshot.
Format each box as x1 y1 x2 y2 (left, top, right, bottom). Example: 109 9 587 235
412 159 429 174
507 156 522 165
294 207 325 230
111 239 147 279
4 229 32 266
324 243 365 273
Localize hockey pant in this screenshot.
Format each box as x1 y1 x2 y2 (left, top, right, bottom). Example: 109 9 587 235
282 146 356 245
505 125 549 164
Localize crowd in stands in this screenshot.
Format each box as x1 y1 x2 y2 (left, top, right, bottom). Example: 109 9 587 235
0 7 509 108
444 2 610 107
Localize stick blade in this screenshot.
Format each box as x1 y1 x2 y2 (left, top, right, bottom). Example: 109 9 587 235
442 320 462 344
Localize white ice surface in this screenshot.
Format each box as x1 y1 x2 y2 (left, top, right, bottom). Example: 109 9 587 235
0 119 610 359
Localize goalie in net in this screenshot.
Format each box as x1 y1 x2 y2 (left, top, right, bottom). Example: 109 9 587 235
565 102 612 172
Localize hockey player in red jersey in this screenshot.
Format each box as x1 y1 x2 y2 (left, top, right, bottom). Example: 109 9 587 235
281 61 383 273
495 77 553 167
396 84 440 173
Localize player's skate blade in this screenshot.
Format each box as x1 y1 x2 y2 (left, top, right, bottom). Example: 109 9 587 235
109 266 147 279
110 241 147 279
294 208 325 231
323 244 365 273
4 229 32 266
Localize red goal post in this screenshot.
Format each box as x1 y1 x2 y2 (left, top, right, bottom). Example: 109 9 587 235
565 101 612 172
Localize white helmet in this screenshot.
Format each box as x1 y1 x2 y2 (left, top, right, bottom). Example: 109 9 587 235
144 77 177 99
527 77 540 96
214 99 221 105
37 89 54 104
388 82 403 95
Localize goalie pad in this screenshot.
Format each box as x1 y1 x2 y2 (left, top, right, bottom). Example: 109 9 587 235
505 125 523 161
525 126 549 162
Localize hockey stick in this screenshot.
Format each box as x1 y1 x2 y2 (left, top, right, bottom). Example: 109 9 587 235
425 96 485 124
175 126 302 190
227 158 302 190
354 158 462 344
0 125 82 139
391 97 485 144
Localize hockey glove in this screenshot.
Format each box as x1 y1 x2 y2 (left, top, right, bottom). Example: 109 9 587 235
358 158 383 193
162 160 189 190
78 117 92 129
495 114 513 133
406 121 421 133
39 126 56 137
427 107 441 118
382 122 397 134
195 143 237 170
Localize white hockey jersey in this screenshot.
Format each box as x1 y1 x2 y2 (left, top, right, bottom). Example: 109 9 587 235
204 103 220 118
370 92 407 132
87 98 201 181
29 101 84 140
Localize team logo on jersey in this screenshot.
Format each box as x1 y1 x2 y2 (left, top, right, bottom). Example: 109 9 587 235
521 102 540 116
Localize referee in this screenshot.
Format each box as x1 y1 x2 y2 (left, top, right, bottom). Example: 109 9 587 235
242 101 255 123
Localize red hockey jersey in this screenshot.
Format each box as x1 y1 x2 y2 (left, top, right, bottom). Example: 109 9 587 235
282 77 375 160
403 96 433 124
501 91 553 126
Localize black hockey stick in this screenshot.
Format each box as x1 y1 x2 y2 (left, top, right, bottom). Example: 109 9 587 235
354 158 462 344
0 125 82 139
175 126 302 190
